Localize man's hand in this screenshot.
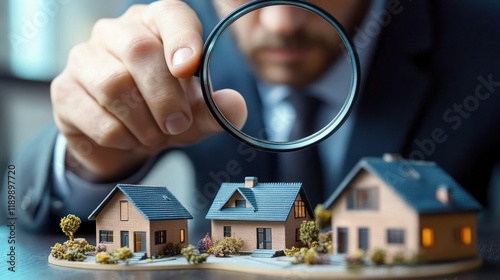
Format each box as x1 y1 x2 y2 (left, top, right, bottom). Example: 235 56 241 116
51 0 247 182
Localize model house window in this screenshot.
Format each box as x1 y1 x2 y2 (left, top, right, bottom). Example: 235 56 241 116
294 200 306 218
387 229 405 244
120 201 129 221
235 199 246 208
296 228 301 242
457 226 472 245
421 227 434 247
347 188 378 210
99 230 113 243
155 230 166 245
180 229 186 243
223 226 232 237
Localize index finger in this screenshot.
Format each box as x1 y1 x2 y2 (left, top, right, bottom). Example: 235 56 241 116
143 0 204 78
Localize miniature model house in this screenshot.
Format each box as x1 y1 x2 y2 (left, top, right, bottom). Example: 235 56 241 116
324 154 482 263
206 177 313 254
88 184 192 257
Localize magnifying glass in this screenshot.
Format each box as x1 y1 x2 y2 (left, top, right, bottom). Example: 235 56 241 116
199 0 360 152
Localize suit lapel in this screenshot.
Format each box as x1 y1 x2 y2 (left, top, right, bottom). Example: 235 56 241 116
342 0 435 174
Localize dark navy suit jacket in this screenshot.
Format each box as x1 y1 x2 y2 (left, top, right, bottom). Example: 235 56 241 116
4 0 500 241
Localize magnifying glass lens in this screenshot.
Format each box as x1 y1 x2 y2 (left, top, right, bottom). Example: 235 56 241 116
200 1 360 152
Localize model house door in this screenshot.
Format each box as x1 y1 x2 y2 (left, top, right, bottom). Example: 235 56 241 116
257 228 272 249
134 232 146 252
358 228 369 252
337 227 348 253
121 231 129 248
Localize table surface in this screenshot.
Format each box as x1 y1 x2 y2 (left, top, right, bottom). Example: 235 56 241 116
1 221 500 280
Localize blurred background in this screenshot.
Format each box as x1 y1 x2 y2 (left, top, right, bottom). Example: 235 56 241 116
0 0 195 225
0 0 126 168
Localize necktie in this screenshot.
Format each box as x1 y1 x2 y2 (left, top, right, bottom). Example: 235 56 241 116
278 90 325 208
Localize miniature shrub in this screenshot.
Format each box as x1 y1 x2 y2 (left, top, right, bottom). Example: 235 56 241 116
291 247 330 265
83 244 96 254
163 242 183 256
181 245 209 264
96 244 107 253
370 248 386 266
95 252 116 264
163 242 177 256
197 233 213 253
116 247 134 262
392 251 406 265
345 249 365 269
299 220 319 248
50 243 66 260
62 238 95 254
303 248 319 265
63 240 79 251
95 247 133 264
66 248 86 262
284 246 300 257
313 233 333 254
212 237 244 257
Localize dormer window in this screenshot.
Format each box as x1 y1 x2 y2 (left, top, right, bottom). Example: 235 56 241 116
235 199 246 208
294 200 306 218
347 187 378 210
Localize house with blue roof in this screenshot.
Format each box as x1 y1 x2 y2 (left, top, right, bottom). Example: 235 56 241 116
88 184 192 257
206 177 314 254
324 154 481 263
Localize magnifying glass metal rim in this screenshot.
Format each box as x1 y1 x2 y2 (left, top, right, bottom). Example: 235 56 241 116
200 0 360 152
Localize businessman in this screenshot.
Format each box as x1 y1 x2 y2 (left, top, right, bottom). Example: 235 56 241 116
6 0 500 241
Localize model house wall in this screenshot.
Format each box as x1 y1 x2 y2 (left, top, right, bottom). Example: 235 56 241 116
330 170 420 256
89 185 192 257
325 155 481 263
211 193 310 252
207 177 313 253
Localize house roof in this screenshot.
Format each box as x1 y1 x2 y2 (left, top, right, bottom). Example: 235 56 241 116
88 184 193 221
205 181 313 221
323 157 482 213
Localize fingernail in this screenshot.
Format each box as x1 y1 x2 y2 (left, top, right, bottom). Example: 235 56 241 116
165 112 190 135
172 48 194 66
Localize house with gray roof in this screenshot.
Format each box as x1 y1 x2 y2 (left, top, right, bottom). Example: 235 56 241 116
324 154 482 263
206 177 314 255
88 184 192 257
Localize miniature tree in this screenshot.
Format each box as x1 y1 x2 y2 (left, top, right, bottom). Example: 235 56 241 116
314 204 332 230
59 214 81 241
299 220 319 248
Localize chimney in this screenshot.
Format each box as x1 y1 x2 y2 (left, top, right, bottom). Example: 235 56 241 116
383 153 402 162
436 185 452 205
245 177 258 188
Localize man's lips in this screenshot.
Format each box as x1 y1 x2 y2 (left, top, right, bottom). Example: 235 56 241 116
260 47 310 62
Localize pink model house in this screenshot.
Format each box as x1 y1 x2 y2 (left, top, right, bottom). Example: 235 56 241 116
88 184 192 257
324 154 482 263
206 177 314 257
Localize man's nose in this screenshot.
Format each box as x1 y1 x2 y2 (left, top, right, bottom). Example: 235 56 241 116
259 6 308 34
